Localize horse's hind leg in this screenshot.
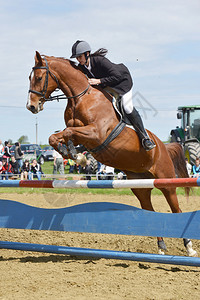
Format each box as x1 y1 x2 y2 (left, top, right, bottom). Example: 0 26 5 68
131 188 167 255
183 239 197 257
160 187 197 257
159 187 181 213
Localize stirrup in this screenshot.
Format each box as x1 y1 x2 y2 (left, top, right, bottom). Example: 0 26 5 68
142 138 156 151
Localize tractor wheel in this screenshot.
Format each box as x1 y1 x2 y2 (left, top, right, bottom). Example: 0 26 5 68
86 153 98 174
184 142 200 165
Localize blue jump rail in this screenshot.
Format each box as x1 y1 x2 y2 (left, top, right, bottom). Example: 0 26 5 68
0 241 200 267
0 199 200 266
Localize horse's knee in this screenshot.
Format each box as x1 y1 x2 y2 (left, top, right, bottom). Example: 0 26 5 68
63 129 73 142
49 134 56 146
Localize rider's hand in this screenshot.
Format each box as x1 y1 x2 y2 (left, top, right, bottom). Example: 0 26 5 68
88 78 101 85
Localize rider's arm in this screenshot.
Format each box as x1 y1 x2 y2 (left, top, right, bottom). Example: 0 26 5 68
94 56 123 87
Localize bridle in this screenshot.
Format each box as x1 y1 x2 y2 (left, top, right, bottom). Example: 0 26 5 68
29 56 90 102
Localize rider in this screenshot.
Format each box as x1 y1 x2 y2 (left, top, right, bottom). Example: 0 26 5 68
70 40 156 151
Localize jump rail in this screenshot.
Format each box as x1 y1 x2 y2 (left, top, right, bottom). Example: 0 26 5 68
0 177 200 189
1 241 200 267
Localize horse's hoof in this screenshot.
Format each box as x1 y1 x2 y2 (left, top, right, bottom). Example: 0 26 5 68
187 249 198 257
157 240 167 251
70 153 78 160
67 140 77 160
57 143 68 157
185 240 198 257
158 249 165 255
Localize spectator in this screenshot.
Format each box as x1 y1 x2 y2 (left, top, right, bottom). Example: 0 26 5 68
97 161 102 172
185 158 192 177
82 158 93 180
192 157 200 178
14 142 24 172
10 155 19 175
28 159 42 180
21 159 30 180
68 159 75 173
53 149 64 175
97 164 114 180
1 158 13 180
75 163 82 174
0 161 3 179
3 141 11 161
0 140 4 161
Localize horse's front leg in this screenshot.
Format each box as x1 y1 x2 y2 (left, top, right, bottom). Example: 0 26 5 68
49 130 69 158
61 124 99 166
62 124 99 150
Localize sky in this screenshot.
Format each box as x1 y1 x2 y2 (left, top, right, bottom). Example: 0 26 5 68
0 0 200 144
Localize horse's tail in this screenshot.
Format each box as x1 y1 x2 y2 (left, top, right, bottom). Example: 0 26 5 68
166 142 190 197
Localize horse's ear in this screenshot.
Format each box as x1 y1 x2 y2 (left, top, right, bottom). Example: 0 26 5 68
35 51 43 66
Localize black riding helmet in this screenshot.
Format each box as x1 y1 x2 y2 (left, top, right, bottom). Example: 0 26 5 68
70 40 91 59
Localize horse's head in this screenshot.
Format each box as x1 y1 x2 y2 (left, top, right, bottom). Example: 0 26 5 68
27 51 59 114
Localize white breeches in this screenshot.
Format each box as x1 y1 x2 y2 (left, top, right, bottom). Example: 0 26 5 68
121 88 134 114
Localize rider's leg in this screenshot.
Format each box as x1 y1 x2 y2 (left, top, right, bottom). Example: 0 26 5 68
126 108 156 150
121 89 156 151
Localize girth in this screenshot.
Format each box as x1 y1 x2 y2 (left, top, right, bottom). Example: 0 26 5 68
89 97 126 153
89 119 126 153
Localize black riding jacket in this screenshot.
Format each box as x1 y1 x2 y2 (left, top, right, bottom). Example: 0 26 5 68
79 55 133 95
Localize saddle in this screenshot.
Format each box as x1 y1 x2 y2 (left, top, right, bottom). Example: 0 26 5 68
112 97 133 127
104 87 132 126
89 92 133 153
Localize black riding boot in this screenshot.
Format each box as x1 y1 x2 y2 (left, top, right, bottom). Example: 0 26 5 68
126 108 156 151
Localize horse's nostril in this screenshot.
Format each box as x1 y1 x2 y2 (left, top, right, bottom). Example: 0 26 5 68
30 105 36 113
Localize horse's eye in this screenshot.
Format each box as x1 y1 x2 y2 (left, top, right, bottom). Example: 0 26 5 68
35 76 42 82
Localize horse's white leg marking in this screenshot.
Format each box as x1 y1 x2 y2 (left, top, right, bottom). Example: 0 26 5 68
186 241 198 257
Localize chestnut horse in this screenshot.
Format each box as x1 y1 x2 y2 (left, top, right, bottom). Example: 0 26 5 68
27 51 197 256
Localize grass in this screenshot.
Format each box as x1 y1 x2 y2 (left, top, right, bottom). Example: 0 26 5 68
42 160 54 174
0 185 199 196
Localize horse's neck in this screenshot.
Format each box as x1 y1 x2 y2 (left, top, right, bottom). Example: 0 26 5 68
50 59 118 126
51 59 88 98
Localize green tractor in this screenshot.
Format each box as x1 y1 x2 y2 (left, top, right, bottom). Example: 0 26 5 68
170 105 200 165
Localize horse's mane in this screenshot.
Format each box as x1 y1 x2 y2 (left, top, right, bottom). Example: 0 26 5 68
44 55 84 74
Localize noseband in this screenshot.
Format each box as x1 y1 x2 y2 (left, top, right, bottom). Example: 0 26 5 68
29 57 90 102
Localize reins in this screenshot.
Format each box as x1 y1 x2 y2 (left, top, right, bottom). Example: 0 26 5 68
29 55 127 154
29 57 90 102
48 84 90 102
